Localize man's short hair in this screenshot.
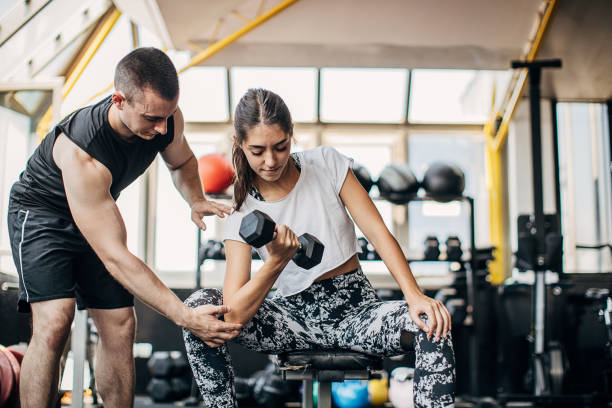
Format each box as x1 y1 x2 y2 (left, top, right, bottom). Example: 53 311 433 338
114 47 179 102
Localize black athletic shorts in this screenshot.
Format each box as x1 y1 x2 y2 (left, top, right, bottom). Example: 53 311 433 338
7 208 134 313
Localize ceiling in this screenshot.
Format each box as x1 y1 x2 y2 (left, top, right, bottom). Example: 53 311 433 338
538 0 612 100
3 0 607 100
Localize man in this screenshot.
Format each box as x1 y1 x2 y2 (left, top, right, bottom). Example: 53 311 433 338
6 47 242 408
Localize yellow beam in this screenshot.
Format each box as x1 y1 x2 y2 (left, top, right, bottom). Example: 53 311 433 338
62 7 121 99
36 6 121 140
485 124 509 284
484 0 557 284
178 0 301 73
492 0 557 152
484 82 508 284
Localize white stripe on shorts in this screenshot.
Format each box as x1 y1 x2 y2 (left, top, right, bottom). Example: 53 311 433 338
17 210 30 302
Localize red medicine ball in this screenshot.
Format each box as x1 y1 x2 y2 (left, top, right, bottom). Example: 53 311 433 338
197 154 235 194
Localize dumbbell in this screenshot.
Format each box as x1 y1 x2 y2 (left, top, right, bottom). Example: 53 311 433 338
148 351 189 377
198 240 225 265
445 236 463 261
239 210 324 269
147 377 191 402
424 236 441 260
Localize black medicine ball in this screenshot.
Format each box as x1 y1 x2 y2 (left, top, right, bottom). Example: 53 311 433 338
377 164 419 204
422 162 465 202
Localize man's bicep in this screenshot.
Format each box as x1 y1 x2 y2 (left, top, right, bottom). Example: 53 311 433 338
61 153 128 259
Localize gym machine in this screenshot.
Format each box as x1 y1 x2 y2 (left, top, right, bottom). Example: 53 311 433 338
499 59 602 407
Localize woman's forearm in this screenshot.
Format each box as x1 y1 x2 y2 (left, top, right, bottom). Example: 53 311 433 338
224 259 287 324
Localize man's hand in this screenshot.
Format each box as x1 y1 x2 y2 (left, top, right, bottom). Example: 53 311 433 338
191 199 232 230
186 304 242 347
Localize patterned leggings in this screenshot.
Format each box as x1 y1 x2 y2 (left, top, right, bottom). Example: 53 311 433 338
183 269 455 408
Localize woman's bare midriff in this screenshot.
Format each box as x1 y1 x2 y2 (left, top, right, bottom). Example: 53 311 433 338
314 254 361 282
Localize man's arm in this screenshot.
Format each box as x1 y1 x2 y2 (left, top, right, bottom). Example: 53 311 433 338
53 133 241 346
161 108 231 230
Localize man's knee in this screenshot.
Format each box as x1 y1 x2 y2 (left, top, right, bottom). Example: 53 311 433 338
31 300 75 351
93 308 137 349
36 320 73 351
184 288 222 308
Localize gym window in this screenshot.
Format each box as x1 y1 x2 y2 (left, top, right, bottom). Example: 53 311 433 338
556 102 612 273
320 68 409 123
230 67 318 123
179 67 229 122
408 69 512 124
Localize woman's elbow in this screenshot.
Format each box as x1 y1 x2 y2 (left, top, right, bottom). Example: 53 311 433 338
224 308 251 326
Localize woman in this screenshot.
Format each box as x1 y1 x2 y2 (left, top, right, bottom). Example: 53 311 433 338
183 88 456 408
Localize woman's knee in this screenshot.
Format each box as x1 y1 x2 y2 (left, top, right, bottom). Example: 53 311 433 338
184 288 222 308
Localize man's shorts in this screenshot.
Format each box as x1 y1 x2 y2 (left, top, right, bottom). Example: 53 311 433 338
7 208 134 313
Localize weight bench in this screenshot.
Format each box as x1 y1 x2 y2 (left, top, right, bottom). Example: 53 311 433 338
275 350 383 408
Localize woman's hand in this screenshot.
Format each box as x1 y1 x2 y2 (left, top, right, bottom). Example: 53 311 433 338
406 293 452 342
265 224 300 266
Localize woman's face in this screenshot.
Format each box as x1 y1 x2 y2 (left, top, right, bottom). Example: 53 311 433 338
240 123 292 182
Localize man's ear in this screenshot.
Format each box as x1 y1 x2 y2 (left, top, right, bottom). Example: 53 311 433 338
111 91 127 109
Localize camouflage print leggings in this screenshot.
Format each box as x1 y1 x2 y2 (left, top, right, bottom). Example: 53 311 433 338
183 269 455 408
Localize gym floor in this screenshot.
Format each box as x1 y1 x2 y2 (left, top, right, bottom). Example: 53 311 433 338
67 396 504 407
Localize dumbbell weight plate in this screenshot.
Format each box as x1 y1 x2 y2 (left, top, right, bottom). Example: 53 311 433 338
0 346 16 407
294 233 324 269
239 210 275 248
0 346 20 388
7 344 27 365
147 378 173 402
424 236 441 261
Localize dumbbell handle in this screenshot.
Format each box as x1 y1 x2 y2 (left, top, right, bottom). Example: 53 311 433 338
240 210 324 269
263 232 308 256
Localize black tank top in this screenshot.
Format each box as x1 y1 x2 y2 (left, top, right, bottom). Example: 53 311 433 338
9 96 174 219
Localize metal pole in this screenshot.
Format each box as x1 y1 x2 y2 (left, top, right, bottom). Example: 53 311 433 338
302 379 313 408
533 271 547 395
318 381 332 408
70 309 88 408
550 98 563 274
466 197 479 395
512 58 562 397
196 227 202 290
528 68 546 258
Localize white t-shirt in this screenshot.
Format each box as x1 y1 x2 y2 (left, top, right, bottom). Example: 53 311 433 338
223 146 360 296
